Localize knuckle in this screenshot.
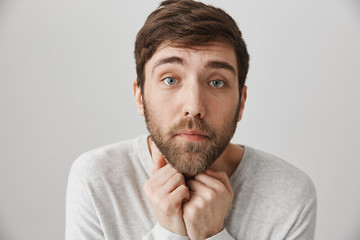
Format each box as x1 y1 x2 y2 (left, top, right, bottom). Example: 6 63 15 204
213 182 224 192
177 184 188 194
201 188 216 200
218 184 227 194
206 189 216 200
171 185 189 203
174 172 185 183
195 197 206 209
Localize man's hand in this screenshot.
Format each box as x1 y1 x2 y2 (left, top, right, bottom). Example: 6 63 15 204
183 169 234 240
143 141 190 236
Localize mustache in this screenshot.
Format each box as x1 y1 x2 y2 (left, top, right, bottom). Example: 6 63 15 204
168 118 215 138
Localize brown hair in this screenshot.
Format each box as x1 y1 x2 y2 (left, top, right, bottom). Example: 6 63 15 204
134 0 249 93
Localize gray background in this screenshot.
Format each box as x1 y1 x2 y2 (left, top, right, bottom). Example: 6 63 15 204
1 0 359 239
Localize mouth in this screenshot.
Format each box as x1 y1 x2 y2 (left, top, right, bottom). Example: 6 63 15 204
175 130 209 141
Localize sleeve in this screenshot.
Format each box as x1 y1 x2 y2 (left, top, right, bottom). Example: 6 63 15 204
142 222 190 240
65 167 105 240
205 228 235 240
285 194 317 240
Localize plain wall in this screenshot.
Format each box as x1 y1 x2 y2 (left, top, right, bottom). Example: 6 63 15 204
0 0 359 239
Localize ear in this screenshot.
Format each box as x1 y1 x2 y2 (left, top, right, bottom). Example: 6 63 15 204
133 80 144 116
237 85 247 122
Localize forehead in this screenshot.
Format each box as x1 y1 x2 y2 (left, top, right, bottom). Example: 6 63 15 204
145 41 237 72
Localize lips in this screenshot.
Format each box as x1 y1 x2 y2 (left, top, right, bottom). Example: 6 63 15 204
168 118 215 140
177 130 208 136
175 130 209 141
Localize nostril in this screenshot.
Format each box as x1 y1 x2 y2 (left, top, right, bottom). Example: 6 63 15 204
184 112 202 118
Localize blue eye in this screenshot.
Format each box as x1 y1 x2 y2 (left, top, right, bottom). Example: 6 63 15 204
163 77 177 85
209 80 225 88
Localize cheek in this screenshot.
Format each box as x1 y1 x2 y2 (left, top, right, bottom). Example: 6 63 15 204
145 97 172 128
211 98 239 125
152 92 183 115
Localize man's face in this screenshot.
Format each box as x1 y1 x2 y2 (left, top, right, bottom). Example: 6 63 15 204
135 41 246 176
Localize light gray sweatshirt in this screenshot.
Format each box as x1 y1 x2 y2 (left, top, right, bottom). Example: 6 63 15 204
66 135 316 239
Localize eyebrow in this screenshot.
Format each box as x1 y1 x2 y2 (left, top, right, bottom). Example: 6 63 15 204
151 56 236 76
152 56 184 74
205 60 237 76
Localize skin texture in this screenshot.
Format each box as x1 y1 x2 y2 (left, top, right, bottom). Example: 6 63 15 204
143 140 190 235
183 169 234 239
135 41 247 238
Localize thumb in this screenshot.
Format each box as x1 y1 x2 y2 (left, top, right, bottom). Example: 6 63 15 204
153 156 166 173
149 138 167 174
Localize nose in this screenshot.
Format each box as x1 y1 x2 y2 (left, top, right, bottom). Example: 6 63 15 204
182 80 206 119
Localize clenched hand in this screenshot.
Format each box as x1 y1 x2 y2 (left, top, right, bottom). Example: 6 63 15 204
143 141 190 235
144 140 234 239
183 169 234 240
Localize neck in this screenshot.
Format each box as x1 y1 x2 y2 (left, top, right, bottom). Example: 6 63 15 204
209 143 244 177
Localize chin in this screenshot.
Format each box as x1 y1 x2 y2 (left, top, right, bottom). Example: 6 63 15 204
172 161 210 178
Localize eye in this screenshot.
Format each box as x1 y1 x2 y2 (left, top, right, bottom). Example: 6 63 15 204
209 80 225 88
163 77 178 86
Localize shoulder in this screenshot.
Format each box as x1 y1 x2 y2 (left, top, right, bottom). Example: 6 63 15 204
70 136 145 182
228 147 317 237
240 146 316 204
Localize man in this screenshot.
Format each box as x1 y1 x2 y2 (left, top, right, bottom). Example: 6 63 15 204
66 0 317 239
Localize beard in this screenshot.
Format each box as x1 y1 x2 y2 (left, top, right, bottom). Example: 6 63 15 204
143 99 240 176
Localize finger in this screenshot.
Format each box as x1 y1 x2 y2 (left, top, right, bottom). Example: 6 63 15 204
151 164 179 186
169 184 190 204
186 179 208 193
150 139 167 174
193 172 223 190
193 172 230 194
152 156 167 175
144 166 180 200
163 172 186 194
204 169 233 194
